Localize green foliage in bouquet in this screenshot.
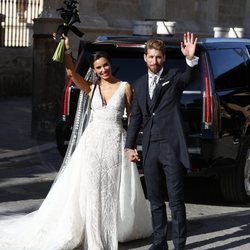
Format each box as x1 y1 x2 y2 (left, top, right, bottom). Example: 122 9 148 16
52 39 65 63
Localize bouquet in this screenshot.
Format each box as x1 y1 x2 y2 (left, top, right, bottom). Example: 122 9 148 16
52 0 84 63
52 38 65 63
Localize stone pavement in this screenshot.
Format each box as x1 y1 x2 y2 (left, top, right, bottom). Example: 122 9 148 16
0 95 62 215
0 95 64 168
0 96 250 250
0 96 57 153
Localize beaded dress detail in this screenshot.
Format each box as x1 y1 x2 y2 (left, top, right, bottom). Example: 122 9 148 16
0 81 152 250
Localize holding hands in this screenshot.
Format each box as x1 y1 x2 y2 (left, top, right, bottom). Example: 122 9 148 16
181 32 198 60
127 149 140 162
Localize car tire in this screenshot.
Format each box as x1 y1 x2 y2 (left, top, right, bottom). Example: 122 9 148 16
55 122 71 157
220 135 250 203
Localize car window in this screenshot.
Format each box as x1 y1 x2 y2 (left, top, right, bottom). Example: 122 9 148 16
165 49 201 91
109 51 147 86
82 45 201 91
208 48 248 90
110 49 201 91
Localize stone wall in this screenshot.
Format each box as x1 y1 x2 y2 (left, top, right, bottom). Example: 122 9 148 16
96 0 142 27
0 48 32 97
218 0 245 26
164 0 250 35
2 0 250 98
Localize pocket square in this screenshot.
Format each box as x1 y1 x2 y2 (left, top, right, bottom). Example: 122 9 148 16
162 81 170 86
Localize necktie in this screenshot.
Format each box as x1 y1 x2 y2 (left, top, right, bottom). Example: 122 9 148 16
149 75 157 99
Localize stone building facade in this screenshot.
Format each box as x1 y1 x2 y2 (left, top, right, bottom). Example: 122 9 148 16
41 0 250 38
30 0 250 139
2 0 250 139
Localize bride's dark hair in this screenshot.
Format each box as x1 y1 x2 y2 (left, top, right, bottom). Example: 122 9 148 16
89 51 111 68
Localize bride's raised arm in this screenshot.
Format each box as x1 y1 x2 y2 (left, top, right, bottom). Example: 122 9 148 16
63 34 92 95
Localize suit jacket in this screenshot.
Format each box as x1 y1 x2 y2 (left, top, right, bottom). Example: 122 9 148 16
125 65 197 169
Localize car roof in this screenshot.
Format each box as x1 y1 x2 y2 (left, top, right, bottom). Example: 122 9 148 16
79 35 250 54
92 35 250 47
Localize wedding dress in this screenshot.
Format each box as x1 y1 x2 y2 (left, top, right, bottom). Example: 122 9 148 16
0 81 152 250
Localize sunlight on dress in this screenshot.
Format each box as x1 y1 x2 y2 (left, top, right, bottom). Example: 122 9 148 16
0 81 152 250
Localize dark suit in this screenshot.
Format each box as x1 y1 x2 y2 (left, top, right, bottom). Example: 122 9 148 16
125 64 197 249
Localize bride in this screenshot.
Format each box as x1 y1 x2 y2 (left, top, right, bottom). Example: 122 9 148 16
0 34 152 249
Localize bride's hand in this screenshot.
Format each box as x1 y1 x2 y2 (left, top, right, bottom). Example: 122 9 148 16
52 32 70 51
126 149 140 162
61 33 70 50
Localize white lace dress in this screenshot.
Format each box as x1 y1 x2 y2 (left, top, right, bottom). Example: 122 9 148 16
0 81 152 250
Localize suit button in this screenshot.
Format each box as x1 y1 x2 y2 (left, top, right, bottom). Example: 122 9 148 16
152 113 155 116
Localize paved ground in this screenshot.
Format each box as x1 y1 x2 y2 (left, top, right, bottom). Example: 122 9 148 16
0 95 61 210
0 96 250 250
0 96 40 150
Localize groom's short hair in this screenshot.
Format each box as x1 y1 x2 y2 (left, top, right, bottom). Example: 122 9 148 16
144 39 166 55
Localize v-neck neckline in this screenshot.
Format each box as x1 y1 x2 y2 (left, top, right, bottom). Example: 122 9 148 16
98 82 121 106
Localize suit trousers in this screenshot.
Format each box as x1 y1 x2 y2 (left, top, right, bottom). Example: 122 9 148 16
143 139 187 248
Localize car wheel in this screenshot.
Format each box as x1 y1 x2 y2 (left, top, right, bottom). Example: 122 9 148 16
220 136 250 203
55 122 71 157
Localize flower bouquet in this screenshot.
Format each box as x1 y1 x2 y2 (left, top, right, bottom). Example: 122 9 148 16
52 0 84 63
52 38 65 63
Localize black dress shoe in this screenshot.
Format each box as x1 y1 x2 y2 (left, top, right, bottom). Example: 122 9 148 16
148 243 168 250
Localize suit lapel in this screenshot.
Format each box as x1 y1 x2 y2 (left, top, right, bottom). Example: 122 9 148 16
140 75 150 115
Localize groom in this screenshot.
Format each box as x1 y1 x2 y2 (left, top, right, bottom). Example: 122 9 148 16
125 32 198 250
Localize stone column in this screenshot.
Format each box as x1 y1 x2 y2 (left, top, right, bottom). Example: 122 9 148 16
32 0 65 140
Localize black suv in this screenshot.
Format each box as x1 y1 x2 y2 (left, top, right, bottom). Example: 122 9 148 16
56 35 250 203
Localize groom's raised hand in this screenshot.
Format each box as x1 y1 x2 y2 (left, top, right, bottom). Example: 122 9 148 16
181 32 198 60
